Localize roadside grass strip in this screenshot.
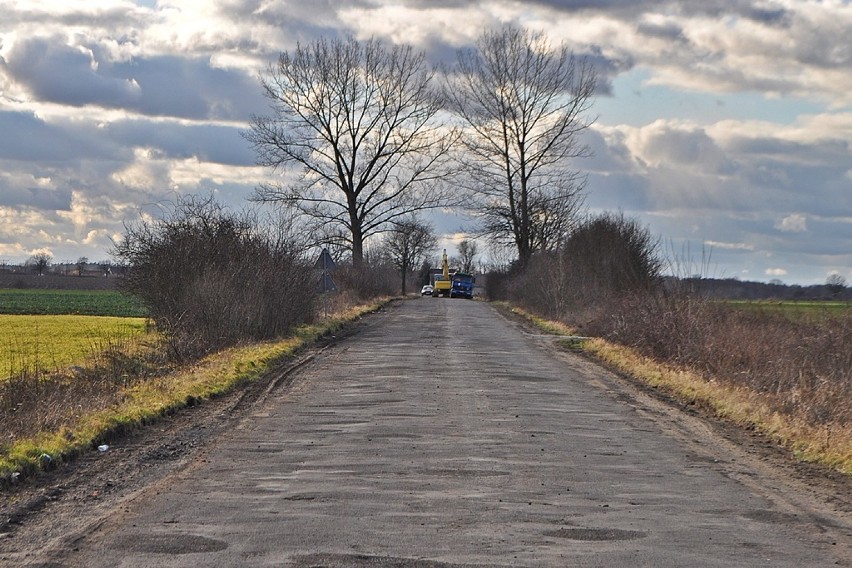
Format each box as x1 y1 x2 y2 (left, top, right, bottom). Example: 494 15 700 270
504 305 852 476
0 299 389 483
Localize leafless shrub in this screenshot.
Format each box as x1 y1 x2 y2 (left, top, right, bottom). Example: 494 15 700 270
333 260 398 301
490 208 850 428
495 212 663 322
113 195 315 359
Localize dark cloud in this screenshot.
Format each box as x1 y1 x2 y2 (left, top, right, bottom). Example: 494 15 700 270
642 125 736 175
0 186 72 211
108 56 266 120
5 36 267 120
1 4 149 30
5 37 141 108
103 120 256 166
728 136 850 165
587 171 652 212
0 111 121 162
580 46 632 97
741 6 790 26
636 21 686 42
523 0 793 25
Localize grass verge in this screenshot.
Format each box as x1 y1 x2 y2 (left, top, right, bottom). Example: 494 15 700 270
501 304 852 476
0 298 389 484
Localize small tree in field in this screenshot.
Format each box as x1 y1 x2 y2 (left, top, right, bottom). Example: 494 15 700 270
76 256 88 276
28 252 52 276
382 219 437 295
826 274 846 296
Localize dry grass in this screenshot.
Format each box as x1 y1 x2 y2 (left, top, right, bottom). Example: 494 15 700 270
584 337 852 474
593 295 852 429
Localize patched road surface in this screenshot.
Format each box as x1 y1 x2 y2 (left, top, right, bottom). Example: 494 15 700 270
21 299 852 566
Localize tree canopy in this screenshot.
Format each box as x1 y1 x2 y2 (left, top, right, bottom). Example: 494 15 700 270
446 25 596 266
246 36 455 266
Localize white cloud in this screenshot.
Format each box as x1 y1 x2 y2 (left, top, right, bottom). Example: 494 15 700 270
704 240 755 251
775 214 807 233
766 268 787 276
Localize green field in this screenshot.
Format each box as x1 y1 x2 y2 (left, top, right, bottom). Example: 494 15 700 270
725 300 851 320
0 289 147 317
0 315 148 378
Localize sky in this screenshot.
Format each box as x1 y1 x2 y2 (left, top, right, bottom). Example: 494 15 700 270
0 0 850 285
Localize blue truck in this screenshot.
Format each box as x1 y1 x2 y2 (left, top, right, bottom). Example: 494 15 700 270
450 272 475 299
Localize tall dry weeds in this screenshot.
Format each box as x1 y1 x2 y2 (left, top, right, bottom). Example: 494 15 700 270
587 293 852 427
0 338 168 448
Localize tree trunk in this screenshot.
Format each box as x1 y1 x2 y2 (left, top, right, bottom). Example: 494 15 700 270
351 221 365 267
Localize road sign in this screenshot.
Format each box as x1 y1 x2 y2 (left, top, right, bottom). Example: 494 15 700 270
313 248 336 271
318 273 337 293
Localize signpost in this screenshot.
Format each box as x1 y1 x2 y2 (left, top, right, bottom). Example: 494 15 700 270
314 248 336 318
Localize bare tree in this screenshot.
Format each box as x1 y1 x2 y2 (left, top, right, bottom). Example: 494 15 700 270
246 36 456 266
446 25 596 266
27 251 52 276
826 273 847 296
76 256 89 277
457 238 479 273
382 218 437 295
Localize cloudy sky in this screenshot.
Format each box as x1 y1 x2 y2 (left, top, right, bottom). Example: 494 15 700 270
1 0 850 284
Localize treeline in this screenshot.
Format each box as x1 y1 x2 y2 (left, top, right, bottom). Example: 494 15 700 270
676 277 852 301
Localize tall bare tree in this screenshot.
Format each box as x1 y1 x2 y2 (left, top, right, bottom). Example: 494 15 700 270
826 273 847 296
457 238 479 273
382 218 436 295
246 36 455 266
446 25 596 266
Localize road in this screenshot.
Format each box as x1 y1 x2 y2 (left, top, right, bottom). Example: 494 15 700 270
11 298 852 566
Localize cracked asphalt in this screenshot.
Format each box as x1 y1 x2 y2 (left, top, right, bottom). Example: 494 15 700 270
21 298 852 566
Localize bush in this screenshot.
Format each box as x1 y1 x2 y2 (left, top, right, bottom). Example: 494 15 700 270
332 260 398 301
113 196 315 358
492 212 663 322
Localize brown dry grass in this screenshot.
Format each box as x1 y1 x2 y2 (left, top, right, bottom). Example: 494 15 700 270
590 295 852 429
584 337 852 474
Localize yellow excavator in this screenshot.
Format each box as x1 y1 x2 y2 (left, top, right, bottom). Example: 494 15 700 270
432 249 452 297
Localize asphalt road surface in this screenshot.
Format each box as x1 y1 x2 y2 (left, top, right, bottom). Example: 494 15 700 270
17 298 852 566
